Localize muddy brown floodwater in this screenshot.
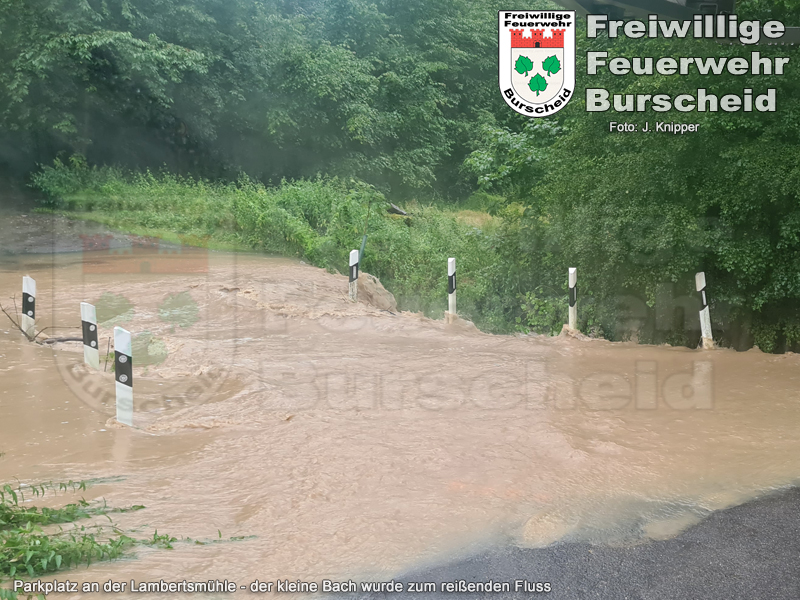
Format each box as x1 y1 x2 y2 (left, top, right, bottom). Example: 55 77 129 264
1 214 800 598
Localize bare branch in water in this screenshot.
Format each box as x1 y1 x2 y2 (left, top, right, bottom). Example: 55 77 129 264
0 300 32 341
33 325 81 342
41 337 83 344
2 299 80 343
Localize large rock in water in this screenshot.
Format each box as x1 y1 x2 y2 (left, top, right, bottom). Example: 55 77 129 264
357 272 397 311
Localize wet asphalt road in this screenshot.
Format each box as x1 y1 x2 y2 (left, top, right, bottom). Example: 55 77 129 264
342 487 800 600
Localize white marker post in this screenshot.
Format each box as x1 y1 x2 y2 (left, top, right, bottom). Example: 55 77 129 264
114 326 133 426
695 272 714 349
568 268 577 330
349 249 359 302
21 276 36 339
447 258 457 317
80 302 100 369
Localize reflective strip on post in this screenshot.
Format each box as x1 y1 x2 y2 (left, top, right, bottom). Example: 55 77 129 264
114 326 133 426
447 258 456 316
568 268 577 330
349 249 359 302
81 302 100 369
695 272 713 347
21 276 36 338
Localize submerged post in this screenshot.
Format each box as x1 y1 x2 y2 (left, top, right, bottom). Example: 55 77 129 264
447 258 457 317
21 276 36 339
114 326 133 426
81 302 100 369
349 249 359 302
695 272 714 349
568 268 577 330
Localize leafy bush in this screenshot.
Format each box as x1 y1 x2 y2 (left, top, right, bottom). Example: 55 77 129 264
34 154 800 351
32 158 521 332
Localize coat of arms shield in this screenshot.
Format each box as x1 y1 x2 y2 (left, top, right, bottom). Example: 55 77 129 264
499 11 576 117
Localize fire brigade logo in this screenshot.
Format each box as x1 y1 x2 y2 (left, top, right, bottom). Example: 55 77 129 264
499 11 576 117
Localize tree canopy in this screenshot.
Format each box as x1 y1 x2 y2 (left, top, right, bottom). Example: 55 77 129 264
0 0 517 194
465 1 800 350
6 0 800 350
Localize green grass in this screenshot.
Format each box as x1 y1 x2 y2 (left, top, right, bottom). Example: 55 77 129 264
32 157 526 332
0 480 172 600
1 476 257 600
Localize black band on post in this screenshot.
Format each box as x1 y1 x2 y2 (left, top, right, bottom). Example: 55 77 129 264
349 263 359 283
82 321 98 349
22 293 35 318
569 286 577 307
448 274 456 295
115 352 133 387
699 287 707 310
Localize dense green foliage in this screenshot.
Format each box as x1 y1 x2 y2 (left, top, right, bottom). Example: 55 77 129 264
7 0 800 350
33 159 526 330
465 4 800 351
0 0 537 196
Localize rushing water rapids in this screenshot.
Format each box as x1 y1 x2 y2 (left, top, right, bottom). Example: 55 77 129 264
1 213 799 597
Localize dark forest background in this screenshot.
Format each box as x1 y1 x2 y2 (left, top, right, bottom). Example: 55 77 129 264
2 0 800 351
